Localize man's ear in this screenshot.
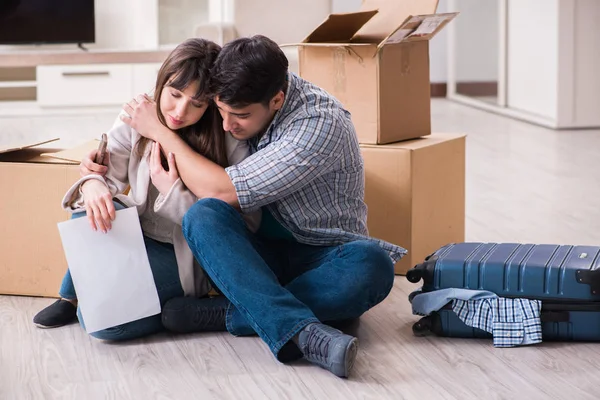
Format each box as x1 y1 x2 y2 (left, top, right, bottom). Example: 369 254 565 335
271 91 285 111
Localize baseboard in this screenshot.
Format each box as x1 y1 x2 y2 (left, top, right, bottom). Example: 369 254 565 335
431 81 498 98
430 83 447 97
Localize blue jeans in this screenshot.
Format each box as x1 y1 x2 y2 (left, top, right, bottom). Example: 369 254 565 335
182 198 395 362
59 201 184 340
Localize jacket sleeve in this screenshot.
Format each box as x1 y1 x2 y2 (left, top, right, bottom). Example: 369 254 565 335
62 116 135 212
153 178 198 225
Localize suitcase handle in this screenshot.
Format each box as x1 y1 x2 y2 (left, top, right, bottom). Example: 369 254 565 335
576 269 600 296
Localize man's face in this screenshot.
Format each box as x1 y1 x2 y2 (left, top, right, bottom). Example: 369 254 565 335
214 93 284 141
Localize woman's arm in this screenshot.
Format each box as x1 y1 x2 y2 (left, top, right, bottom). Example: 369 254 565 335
63 116 134 231
149 141 197 225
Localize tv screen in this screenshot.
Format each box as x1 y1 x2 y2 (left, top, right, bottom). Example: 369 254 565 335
0 0 95 45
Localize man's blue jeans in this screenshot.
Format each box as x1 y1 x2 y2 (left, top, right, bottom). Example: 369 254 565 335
58 201 184 340
182 198 395 362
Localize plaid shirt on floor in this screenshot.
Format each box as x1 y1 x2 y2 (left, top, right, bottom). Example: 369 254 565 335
452 297 543 347
225 72 406 262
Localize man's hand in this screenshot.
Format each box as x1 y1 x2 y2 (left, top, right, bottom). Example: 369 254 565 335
120 94 161 140
81 180 115 233
80 148 109 177
150 142 179 196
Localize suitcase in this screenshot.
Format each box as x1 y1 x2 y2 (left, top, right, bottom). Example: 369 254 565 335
406 242 600 341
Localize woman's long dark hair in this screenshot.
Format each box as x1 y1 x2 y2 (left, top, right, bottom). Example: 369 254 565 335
135 38 227 168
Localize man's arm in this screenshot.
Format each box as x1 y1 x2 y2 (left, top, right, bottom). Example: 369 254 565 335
225 117 345 214
153 125 239 208
120 95 239 208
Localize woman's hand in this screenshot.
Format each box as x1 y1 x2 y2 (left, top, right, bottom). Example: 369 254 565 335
81 180 115 233
80 148 109 177
150 141 179 196
120 94 161 140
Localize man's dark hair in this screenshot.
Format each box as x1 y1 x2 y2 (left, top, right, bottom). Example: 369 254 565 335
210 35 289 107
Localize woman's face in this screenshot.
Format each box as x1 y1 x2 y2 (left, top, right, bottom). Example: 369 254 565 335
159 80 209 130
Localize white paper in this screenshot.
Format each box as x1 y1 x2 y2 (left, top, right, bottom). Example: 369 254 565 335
57 207 161 334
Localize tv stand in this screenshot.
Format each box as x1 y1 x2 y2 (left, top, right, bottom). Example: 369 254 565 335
77 43 89 52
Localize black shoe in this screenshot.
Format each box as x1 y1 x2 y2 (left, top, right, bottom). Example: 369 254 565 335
161 296 229 333
33 299 77 328
298 323 359 378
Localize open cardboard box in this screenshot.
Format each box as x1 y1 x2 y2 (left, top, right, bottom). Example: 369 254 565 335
361 133 466 274
286 0 457 144
0 138 98 297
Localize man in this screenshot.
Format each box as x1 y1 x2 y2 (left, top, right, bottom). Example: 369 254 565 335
95 35 406 378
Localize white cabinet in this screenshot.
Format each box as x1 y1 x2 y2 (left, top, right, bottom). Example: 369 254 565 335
37 62 162 108
506 0 558 120
37 64 133 107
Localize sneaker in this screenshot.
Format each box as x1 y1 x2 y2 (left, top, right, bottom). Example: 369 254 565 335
161 296 229 333
298 323 359 378
33 299 77 328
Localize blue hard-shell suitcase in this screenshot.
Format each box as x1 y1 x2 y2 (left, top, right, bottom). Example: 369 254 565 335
406 242 600 341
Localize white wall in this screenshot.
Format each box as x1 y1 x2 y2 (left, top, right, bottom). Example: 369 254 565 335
159 0 209 45
233 0 331 44
98 0 209 48
94 1 158 49
507 0 558 119
331 0 362 13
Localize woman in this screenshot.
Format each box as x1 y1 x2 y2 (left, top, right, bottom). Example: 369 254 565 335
32 38 260 340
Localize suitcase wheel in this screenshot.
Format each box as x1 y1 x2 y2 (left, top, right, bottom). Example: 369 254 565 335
412 317 433 337
408 291 419 303
406 268 423 283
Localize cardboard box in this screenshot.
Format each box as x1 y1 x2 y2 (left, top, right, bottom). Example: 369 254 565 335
361 133 466 274
0 139 98 297
290 0 457 144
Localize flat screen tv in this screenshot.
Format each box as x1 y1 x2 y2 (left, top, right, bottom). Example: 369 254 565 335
0 0 95 45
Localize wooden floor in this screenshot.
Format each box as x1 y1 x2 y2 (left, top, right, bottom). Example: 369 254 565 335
3 99 600 399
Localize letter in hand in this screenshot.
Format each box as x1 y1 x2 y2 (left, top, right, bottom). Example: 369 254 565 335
80 133 109 177
81 179 116 234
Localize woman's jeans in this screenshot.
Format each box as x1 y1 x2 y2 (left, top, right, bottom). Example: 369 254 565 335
59 201 184 340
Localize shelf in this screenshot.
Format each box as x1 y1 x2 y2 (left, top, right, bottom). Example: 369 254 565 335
0 101 120 117
0 48 175 68
0 81 37 89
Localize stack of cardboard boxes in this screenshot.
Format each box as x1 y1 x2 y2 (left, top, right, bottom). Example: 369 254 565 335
293 0 465 274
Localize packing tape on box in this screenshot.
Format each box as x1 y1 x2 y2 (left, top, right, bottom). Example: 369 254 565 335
332 47 346 94
331 46 366 94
